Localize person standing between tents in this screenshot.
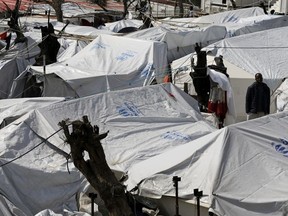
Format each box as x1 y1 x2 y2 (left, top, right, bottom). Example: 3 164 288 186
245 73 270 120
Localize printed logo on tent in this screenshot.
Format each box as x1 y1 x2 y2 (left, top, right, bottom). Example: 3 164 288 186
93 42 108 49
117 102 142 117
271 138 288 157
140 64 152 77
161 131 192 142
116 50 137 61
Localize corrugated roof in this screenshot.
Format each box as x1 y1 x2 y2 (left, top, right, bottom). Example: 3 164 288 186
0 0 124 13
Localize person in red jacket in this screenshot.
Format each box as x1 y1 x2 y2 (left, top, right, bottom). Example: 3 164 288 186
246 73 270 120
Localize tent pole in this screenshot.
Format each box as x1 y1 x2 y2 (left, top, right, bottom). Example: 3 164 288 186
43 55 46 97
173 176 181 216
88 193 97 216
194 188 203 216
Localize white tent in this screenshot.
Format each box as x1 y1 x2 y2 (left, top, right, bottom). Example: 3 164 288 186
57 38 89 62
189 7 265 25
20 17 117 38
207 25 288 91
0 58 31 99
10 34 169 98
223 14 288 38
125 25 227 63
0 34 40 99
125 111 288 216
99 19 144 33
0 97 65 128
273 78 288 112
0 83 216 215
172 25 288 122
172 53 254 123
158 7 265 27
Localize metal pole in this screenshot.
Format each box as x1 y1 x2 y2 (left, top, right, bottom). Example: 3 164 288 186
88 193 97 216
47 9 50 24
194 189 203 216
43 55 46 97
173 176 181 216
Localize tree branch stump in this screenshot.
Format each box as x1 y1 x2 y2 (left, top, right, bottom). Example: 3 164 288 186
59 116 133 216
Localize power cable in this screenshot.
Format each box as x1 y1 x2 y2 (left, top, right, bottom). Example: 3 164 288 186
0 127 63 167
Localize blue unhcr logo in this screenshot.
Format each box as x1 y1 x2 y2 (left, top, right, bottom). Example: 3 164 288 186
116 102 142 117
116 50 137 61
161 131 192 142
271 138 288 157
92 42 108 49
140 64 152 77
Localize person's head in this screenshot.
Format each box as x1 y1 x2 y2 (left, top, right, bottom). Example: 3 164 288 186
214 56 224 67
255 73 263 83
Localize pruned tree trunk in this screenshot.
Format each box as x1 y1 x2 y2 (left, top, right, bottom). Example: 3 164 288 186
59 116 133 216
178 0 184 18
4 0 26 44
50 0 64 22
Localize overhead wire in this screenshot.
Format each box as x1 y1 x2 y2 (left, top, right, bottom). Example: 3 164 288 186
0 126 64 168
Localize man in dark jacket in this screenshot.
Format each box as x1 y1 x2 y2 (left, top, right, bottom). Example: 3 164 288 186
246 73 270 120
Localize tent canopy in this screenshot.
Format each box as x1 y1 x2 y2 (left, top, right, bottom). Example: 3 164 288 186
207 25 288 91
125 25 227 63
18 34 169 98
125 111 288 216
0 83 216 215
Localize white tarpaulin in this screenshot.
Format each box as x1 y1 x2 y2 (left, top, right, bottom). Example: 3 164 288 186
99 19 144 33
189 7 265 25
158 7 265 27
0 57 32 99
57 38 89 62
24 34 168 98
224 14 288 38
20 17 117 38
0 97 65 128
125 111 288 216
30 2 97 18
125 25 227 62
0 83 216 215
171 53 254 123
273 78 288 112
207 25 288 91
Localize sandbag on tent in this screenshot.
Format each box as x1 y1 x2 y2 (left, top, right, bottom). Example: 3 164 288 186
125 111 288 216
21 34 168 98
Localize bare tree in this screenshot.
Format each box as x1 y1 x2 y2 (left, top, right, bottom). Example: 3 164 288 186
59 116 133 216
33 0 64 22
88 0 108 9
4 0 26 44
